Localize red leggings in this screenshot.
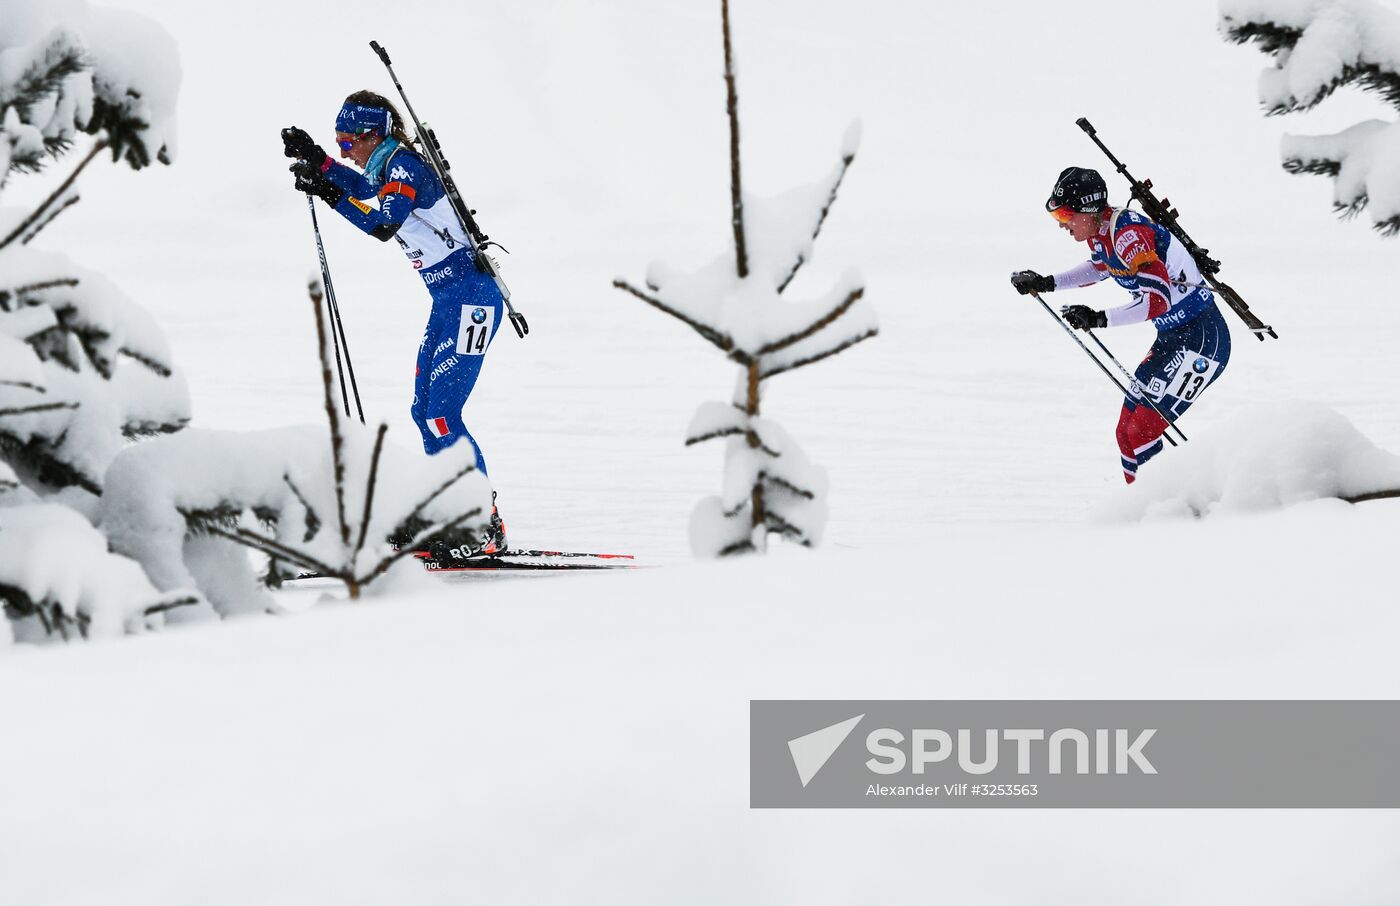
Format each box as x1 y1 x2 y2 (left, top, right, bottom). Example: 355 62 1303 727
1115 402 1168 484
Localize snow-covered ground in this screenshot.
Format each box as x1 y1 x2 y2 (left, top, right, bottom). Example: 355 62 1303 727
3 0 1400 902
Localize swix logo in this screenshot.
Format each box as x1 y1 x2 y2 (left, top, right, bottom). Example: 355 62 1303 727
390 165 410 181
424 265 454 284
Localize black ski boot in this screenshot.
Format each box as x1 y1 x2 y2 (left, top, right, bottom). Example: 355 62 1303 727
424 493 507 562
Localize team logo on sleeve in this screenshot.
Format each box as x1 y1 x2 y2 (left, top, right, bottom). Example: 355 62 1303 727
390 165 410 181
426 417 451 438
348 197 372 214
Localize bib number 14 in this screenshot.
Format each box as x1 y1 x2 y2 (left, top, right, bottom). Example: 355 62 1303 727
1169 349 1221 402
456 305 497 357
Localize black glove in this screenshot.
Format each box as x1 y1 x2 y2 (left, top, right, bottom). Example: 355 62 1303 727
1011 270 1055 295
281 126 326 165
1060 304 1107 331
289 159 345 206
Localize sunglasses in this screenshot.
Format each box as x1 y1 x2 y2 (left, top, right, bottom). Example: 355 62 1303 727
1048 206 1077 224
336 130 377 151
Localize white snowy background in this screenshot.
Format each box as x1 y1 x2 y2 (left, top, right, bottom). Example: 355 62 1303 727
3 0 1400 903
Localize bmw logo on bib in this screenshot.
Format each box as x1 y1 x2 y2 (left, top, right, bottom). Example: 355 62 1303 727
471 307 487 325
1192 356 1209 374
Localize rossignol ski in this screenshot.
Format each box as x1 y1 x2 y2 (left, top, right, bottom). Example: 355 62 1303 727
369 40 529 339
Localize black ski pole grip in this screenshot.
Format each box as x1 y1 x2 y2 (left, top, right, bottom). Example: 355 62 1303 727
370 40 391 65
1076 117 1095 136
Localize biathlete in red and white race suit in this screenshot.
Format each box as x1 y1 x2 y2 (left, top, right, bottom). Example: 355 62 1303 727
1012 167 1231 483
282 90 506 553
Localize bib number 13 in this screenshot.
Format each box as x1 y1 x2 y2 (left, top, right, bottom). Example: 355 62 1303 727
456 305 497 357
1169 349 1220 402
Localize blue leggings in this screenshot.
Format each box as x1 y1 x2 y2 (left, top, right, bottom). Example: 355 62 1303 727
409 257 503 472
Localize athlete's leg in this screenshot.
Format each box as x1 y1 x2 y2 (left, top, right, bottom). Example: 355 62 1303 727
418 270 504 470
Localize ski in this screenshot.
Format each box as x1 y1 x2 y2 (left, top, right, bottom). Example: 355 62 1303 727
415 548 637 572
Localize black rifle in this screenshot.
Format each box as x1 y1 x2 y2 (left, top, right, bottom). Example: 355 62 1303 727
1076 117 1277 341
369 40 529 339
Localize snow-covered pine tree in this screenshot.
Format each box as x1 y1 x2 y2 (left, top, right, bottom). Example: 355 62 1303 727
99 279 494 608
1221 0 1400 235
0 0 194 642
613 0 877 557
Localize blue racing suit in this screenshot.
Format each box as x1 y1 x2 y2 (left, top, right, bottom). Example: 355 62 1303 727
320 140 503 473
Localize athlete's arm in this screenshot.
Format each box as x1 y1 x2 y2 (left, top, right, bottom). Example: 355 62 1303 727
1052 259 1109 289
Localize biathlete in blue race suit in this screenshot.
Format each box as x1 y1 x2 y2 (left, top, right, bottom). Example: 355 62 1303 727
1012 167 1231 484
282 90 506 553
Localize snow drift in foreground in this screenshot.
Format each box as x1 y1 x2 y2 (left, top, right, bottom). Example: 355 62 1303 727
1096 402 1400 520
2 511 1399 905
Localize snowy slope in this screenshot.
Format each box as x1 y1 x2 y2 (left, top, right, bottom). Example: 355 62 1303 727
3 0 1400 902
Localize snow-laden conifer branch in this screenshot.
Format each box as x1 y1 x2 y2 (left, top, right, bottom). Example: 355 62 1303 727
0 142 106 251
0 401 77 419
775 148 856 294
761 327 877 380
1220 0 1400 235
758 287 864 355
613 278 740 355
0 279 80 309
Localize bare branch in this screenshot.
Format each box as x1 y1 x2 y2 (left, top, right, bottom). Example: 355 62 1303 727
20 194 80 246
721 0 748 278
308 282 351 545
352 423 389 565
0 139 108 251
775 152 856 294
0 401 78 418
760 327 877 380
204 524 337 578
1342 488 1400 504
283 473 322 542
757 287 865 355
403 463 480 526
0 380 46 393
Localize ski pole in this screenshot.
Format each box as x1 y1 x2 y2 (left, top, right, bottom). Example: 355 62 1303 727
1027 291 1181 447
1082 325 1188 444
368 40 529 339
307 195 365 424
